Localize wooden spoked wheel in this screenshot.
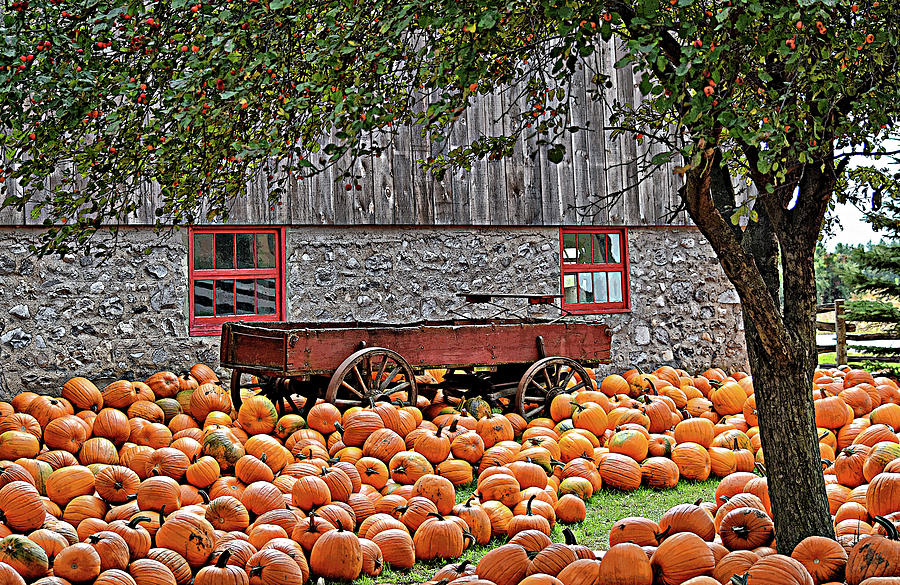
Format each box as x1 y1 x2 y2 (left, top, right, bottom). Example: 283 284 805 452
514 357 592 420
230 368 252 410
325 347 418 408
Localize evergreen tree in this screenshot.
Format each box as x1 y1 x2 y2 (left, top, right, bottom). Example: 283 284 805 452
815 243 856 305
844 197 900 337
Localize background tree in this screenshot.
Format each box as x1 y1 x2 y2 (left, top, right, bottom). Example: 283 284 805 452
815 243 856 305
844 195 900 343
4 0 900 552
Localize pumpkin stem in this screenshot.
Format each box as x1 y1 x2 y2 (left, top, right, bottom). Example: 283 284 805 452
335 519 345 532
435 424 444 438
693 498 702 507
526 494 537 516
563 526 578 546
248 566 263 578
464 496 477 507
448 418 459 433
215 550 232 568
427 511 445 521
872 515 900 541
260 452 267 463
128 516 151 529
199 490 210 504
754 462 767 477
455 559 471 572
334 422 345 434
730 574 749 585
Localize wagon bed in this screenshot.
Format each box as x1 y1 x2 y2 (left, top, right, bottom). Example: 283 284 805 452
220 318 611 420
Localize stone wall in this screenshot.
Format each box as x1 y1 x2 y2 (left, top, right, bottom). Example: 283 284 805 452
0 225 746 399
285 226 748 374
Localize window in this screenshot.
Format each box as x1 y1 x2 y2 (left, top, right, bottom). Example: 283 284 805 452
188 227 286 335
560 227 630 313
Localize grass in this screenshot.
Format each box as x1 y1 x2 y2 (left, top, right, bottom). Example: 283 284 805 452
341 478 720 585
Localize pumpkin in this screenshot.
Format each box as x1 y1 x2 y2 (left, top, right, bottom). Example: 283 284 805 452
85 531 130 572
0 480 44 532
476 543 530 585
658 503 715 541
452 496 492 545
846 516 900 585
128 558 176 585
371 528 415 569
599 543 652 585
740 554 815 585
649 531 715 585
107 516 152 561
195 551 249 585
719 506 775 550
0 534 50 581
791 535 848 584
155 509 215 567
54 543 102 583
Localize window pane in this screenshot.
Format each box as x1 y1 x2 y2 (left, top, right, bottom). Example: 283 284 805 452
562 233 577 263
577 234 591 263
194 280 214 316
257 233 276 269
257 278 277 315
215 233 235 269
592 234 608 263
215 280 235 315
236 233 255 269
607 233 621 263
593 272 609 303
236 279 255 315
578 272 594 303
563 274 578 304
608 272 624 303
194 233 214 269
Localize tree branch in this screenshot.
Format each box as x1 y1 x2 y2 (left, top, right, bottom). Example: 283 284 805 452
682 152 791 359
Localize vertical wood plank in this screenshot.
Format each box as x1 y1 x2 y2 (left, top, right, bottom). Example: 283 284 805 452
583 48 610 227
448 108 472 225
481 91 508 225
614 43 643 225
503 85 529 225
392 121 417 224
466 103 490 224
601 41 625 225
371 131 397 225
568 63 593 226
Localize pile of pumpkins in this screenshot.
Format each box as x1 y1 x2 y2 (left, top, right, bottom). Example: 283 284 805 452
0 361 894 584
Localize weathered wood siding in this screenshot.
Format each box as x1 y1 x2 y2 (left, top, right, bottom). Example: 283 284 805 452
7 43 695 228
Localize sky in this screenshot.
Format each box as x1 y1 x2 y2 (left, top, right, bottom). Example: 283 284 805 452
823 201 881 250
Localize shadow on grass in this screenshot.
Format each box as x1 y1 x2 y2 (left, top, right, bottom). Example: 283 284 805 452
341 478 720 585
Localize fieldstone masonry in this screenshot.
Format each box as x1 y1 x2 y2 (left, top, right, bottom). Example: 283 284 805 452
0 225 746 399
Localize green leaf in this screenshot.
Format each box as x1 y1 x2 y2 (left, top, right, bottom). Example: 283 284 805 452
548 144 566 164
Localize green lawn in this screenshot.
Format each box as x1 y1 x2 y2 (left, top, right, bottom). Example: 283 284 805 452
347 478 720 585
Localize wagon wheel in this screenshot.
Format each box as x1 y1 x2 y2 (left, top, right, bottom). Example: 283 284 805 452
229 368 264 411
325 347 418 409
515 357 592 420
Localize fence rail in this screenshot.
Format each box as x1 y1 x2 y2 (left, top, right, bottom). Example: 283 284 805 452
817 298 900 367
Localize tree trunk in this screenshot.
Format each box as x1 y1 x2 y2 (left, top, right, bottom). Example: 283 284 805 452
743 312 835 554
683 150 835 555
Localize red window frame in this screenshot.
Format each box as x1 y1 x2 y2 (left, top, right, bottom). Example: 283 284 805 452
560 227 630 314
188 226 287 336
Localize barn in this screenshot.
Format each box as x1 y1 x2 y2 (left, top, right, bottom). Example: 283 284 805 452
0 47 747 397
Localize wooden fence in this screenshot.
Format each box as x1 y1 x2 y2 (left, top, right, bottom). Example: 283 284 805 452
816 298 900 366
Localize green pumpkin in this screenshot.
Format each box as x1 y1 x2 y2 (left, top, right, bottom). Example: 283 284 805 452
14 458 52 497
176 388 195 414
201 429 245 471
155 398 183 423
0 534 49 580
558 476 594 501
462 397 492 420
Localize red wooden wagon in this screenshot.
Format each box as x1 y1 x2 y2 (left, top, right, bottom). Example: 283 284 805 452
220 309 610 421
